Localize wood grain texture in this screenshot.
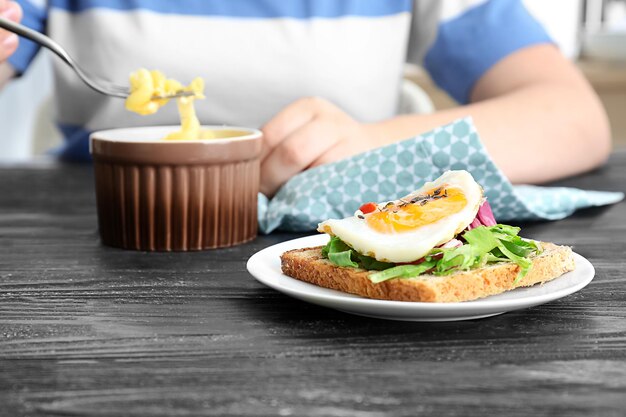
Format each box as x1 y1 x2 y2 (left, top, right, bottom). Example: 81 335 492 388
1 154 626 417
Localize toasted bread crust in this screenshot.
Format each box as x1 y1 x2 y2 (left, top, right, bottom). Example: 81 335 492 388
280 243 575 302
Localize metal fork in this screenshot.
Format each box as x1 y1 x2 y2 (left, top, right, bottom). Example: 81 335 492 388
0 17 194 100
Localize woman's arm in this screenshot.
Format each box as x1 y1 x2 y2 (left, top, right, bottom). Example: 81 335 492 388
370 44 611 184
260 45 611 196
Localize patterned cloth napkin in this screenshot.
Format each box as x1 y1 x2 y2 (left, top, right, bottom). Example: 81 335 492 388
258 117 624 234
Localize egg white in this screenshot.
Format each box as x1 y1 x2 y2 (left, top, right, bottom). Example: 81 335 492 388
318 170 483 263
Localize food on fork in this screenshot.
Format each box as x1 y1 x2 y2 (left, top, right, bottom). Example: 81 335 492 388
280 170 575 302
125 68 215 140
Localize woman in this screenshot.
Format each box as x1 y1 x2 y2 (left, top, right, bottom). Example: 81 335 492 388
0 0 611 197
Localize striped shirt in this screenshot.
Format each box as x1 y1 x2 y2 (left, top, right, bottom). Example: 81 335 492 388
9 0 551 161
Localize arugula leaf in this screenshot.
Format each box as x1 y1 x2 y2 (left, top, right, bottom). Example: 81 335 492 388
462 226 499 253
328 250 359 268
486 252 510 263
322 236 351 258
370 259 438 283
436 244 482 274
356 253 394 271
495 241 532 284
490 224 522 236
323 237 359 268
322 236 393 270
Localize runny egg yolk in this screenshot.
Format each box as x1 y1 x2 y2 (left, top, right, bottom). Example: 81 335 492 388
366 187 467 234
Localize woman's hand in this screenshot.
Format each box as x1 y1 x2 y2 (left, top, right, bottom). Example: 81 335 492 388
260 97 382 197
0 0 22 63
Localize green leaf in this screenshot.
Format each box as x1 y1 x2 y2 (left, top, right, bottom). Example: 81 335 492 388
369 259 438 283
328 250 359 268
434 243 487 275
500 239 534 258
462 226 499 253
357 253 394 271
495 241 532 284
322 236 392 270
486 253 509 263
323 236 351 257
490 224 521 236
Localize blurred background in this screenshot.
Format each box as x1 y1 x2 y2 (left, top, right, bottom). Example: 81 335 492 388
1 0 625 161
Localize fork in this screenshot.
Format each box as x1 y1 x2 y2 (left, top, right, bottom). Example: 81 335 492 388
0 17 194 100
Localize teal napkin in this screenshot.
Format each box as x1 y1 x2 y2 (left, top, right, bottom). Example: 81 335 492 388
258 117 624 233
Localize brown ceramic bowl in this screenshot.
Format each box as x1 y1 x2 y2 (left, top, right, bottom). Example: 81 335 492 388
90 126 262 251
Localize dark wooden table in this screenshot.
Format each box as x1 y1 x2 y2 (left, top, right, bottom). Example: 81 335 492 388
1 151 626 417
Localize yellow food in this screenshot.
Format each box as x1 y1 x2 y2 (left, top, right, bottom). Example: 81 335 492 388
125 68 215 140
366 187 468 234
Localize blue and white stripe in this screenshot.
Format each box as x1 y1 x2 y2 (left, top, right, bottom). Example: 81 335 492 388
8 0 551 162
47 0 413 18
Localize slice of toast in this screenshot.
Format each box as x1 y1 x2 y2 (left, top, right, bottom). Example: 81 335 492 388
280 242 575 302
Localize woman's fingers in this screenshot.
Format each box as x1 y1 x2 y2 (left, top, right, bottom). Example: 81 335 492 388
259 96 383 197
260 96 339 162
0 1 23 62
260 117 342 197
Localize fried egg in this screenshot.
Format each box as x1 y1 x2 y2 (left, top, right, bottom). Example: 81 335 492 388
317 170 483 263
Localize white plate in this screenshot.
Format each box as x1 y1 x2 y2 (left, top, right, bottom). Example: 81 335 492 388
246 234 596 322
